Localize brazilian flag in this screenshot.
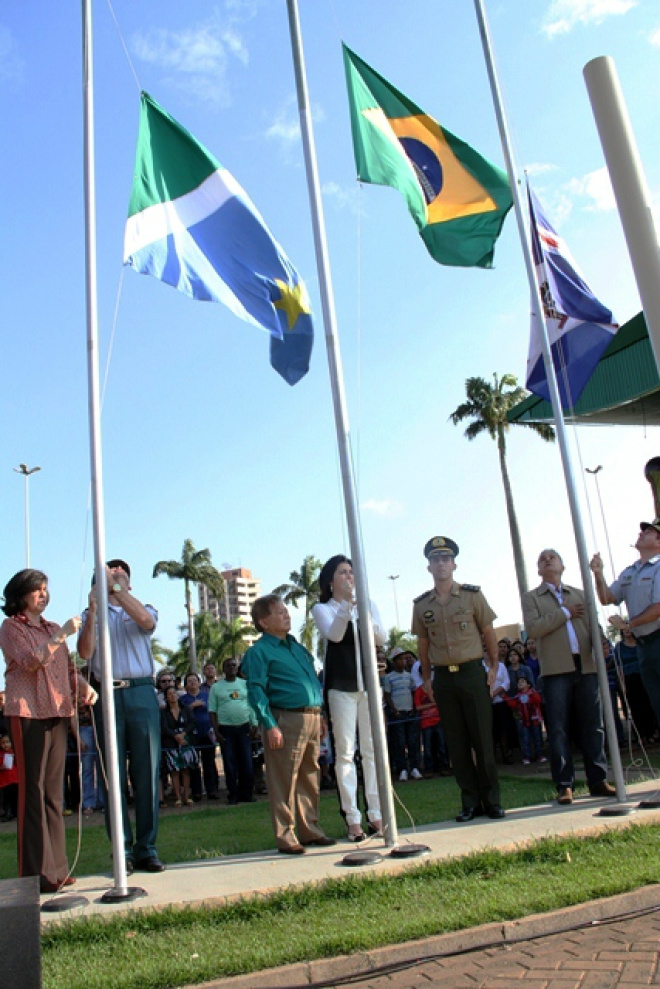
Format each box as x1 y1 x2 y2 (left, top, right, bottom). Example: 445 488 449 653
343 45 513 269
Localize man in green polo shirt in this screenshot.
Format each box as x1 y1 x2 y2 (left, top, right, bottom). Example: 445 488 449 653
242 594 336 855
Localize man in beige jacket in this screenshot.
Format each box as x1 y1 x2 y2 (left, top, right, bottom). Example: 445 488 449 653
522 549 615 805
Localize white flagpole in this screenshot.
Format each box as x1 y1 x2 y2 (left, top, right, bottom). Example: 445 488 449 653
82 0 141 897
285 0 399 847
473 0 628 803
583 56 660 377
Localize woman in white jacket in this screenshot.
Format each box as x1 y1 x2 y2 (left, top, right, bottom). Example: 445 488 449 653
312 555 385 841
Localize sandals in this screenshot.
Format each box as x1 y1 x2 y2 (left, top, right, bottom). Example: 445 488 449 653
347 830 367 842
174 800 182 807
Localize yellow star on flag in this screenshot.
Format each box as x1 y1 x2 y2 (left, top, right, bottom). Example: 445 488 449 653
273 278 311 331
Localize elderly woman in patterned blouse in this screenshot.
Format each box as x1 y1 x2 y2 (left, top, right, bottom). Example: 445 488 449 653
0 569 96 893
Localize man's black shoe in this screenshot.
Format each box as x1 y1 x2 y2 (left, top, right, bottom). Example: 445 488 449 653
485 804 506 819
455 806 483 823
134 856 165 873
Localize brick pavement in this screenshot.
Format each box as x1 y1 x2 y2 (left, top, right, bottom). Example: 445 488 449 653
205 886 660 989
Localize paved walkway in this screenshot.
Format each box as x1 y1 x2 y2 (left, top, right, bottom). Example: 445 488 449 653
37 780 660 989
208 886 660 989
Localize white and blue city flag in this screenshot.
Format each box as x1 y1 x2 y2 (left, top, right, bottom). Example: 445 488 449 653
526 184 617 408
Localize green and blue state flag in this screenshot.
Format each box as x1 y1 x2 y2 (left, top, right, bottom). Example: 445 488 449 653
342 45 512 268
124 92 313 385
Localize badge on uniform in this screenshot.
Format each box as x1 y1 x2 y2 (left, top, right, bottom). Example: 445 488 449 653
423 610 434 623
460 622 468 631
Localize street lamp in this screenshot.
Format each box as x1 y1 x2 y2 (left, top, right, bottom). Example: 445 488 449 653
387 574 400 628
13 464 41 568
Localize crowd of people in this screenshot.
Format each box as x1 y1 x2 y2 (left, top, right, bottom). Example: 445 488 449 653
1 517 660 883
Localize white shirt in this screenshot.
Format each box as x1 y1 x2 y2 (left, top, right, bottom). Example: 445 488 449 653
546 583 580 654
312 597 386 692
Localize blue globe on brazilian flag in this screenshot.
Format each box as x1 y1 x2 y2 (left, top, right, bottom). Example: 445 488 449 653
343 45 512 269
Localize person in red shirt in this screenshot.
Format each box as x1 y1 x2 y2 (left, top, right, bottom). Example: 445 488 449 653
413 682 450 775
504 676 546 765
0 734 18 821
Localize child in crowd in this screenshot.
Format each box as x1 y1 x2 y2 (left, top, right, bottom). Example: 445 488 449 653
383 650 422 781
413 682 450 776
505 676 546 765
0 734 18 822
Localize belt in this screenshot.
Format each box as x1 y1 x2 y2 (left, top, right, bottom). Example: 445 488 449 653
435 658 482 674
635 627 660 645
111 677 155 689
276 706 321 713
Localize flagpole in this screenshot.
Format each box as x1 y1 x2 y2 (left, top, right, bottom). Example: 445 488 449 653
82 0 143 898
583 57 660 377
473 0 628 805
285 0 399 848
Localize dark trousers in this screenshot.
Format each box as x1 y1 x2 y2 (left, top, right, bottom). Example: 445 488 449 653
421 722 449 773
218 723 254 801
637 637 660 729
433 662 500 810
388 711 420 774
543 670 607 791
95 685 161 862
9 716 68 885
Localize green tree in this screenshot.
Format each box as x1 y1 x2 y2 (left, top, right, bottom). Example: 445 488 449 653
386 628 418 656
153 539 225 674
450 373 555 601
177 611 223 671
217 617 257 661
272 555 321 653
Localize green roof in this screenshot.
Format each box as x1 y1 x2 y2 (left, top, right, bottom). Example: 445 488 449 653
507 312 660 426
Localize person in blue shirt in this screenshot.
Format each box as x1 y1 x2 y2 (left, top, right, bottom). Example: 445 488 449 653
241 595 336 855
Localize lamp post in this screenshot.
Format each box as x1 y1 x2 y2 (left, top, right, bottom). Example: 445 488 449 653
13 464 41 568
387 574 400 628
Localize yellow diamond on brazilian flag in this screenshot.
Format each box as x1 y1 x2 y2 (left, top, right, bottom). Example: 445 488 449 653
343 45 513 268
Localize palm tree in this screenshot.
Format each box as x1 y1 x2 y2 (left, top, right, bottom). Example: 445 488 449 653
449 373 555 601
217 617 257 661
272 555 321 653
153 539 225 674
386 628 418 656
177 610 223 671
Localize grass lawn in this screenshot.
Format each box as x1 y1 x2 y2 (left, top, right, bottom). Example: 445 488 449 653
41 821 660 989
0 773 560 879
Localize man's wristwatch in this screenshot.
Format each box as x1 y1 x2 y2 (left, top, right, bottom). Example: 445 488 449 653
111 583 123 593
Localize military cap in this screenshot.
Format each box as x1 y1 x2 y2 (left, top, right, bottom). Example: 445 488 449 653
640 518 660 534
424 536 459 559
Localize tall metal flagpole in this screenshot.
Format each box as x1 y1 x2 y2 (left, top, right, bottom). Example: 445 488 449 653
82 0 142 899
583 57 660 379
285 0 399 847
473 0 628 804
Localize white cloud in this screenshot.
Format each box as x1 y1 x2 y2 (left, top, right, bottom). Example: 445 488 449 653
265 98 325 155
650 26 660 47
361 499 404 518
565 166 616 211
0 26 24 87
321 181 362 214
542 0 636 38
131 9 248 107
524 162 559 177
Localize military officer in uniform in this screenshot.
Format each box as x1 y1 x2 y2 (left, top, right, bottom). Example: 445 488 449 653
412 537 504 822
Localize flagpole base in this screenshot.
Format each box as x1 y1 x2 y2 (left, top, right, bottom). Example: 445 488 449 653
41 894 90 913
100 885 147 903
389 842 430 859
597 803 635 817
340 850 384 867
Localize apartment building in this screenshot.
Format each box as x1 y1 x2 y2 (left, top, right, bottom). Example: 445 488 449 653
198 567 261 647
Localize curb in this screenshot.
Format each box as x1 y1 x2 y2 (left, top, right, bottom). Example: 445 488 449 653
194 883 660 989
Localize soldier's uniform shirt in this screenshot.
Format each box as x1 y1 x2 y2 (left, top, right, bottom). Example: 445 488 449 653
411 580 500 812
609 555 660 637
411 583 496 666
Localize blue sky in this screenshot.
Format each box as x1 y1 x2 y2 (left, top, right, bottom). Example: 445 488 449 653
1 0 659 663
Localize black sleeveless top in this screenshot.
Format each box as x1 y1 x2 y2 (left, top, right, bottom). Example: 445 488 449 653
324 620 364 692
